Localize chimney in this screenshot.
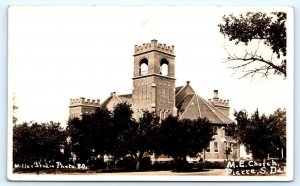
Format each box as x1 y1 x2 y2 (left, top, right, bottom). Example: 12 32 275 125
111 91 117 97
186 81 190 85
213 90 219 100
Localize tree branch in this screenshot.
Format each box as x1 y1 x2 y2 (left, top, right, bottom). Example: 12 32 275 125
224 49 286 79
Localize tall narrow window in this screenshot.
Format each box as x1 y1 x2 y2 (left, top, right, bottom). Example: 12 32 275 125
168 86 171 102
141 85 144 99
140 58 148 76
160 59 169 76
230 143 233 153
206 143 211 152
213 126 218 135
214 142 218 152
144 85 147 99
148 84 151 100
159 110 164 121
143 85 146 99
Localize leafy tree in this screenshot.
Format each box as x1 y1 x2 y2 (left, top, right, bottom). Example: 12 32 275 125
66 114 94 164
134 110 160 171
267 108 286 158
66 107 112 167
232 108 286 160
110 102 136 159
218 12 286 78
103 103 161 171
117 110 160 171
158 116 213 167
13 122 66 165
90 107 112 159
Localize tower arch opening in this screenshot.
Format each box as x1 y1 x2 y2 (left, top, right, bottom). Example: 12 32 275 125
139 58 148 76
160 59 169 76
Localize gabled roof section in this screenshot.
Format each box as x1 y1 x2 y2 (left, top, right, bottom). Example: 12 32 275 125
177 94 194 113
175 81 195 106
196 95 233 124
178 94 202 120
101 92 121 107
176 86 233 124
101 93 132 108
119 94 133 105
101 95 113 107
175 86 184 94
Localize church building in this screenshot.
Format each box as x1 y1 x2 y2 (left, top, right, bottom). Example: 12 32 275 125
69 39 240 162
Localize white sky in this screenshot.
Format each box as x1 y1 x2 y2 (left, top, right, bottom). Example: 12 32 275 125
8 6 292 126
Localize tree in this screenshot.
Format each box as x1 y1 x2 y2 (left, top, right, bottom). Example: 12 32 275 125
13 121 66 166
67 115 87 163
90 107 112 160
128 110 160 171
66 107 112 167
67 114 95 164
12 94 18 126
218 12 286 78
110 102 136 159
158 116 213 168
268 108 286 158
231 108 286 160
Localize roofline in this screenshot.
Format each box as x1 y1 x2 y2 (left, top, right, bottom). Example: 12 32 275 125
197 95 225 123
100 96 112 107
175 82 195 102
132 74 176 80
195 93 202 118
179 94 196 120
69 105 100 108
115 94 123 103
176 93 194 107
118 94 132 98
175 84 186 97
133 49 176 57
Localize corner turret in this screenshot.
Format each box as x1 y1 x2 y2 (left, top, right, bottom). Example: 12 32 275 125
69 97 101 119
208 90 230 117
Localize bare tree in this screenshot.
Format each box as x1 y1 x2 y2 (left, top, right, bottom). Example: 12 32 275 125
219 12 286 79
13 93 18 126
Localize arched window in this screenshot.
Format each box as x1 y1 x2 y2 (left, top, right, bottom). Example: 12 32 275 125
159 109 164 122
140 58 148 76
213 126 218 135
160 59 169 76
163 110 169 119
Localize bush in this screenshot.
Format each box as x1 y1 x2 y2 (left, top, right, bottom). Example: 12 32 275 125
115 156 135 171
140 157 151 171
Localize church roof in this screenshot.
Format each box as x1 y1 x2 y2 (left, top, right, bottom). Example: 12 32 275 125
101 96 113 107
175 85 233 125
119 94 133 105
101 83 233 125
175 86 184 94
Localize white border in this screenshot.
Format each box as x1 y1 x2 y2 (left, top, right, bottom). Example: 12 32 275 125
7 5 294 181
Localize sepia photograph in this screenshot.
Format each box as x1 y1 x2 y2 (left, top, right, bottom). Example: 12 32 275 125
7 6 293 181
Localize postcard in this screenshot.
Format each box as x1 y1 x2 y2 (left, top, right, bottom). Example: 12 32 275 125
7 6 294 181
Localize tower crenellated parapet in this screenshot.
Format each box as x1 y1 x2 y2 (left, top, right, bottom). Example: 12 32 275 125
134 39 175 56
208 98 230 107
132 39 176 119
70 97 100 107
208 90 230 117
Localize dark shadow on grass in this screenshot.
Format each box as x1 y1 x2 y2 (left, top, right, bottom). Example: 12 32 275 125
172 168 210 173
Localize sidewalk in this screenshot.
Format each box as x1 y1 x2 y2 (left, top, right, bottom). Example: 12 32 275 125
93 169 226 176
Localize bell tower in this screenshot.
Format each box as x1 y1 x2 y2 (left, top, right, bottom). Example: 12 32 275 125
132 39 176 120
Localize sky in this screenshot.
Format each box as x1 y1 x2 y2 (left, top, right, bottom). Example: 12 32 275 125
8 6 293 126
